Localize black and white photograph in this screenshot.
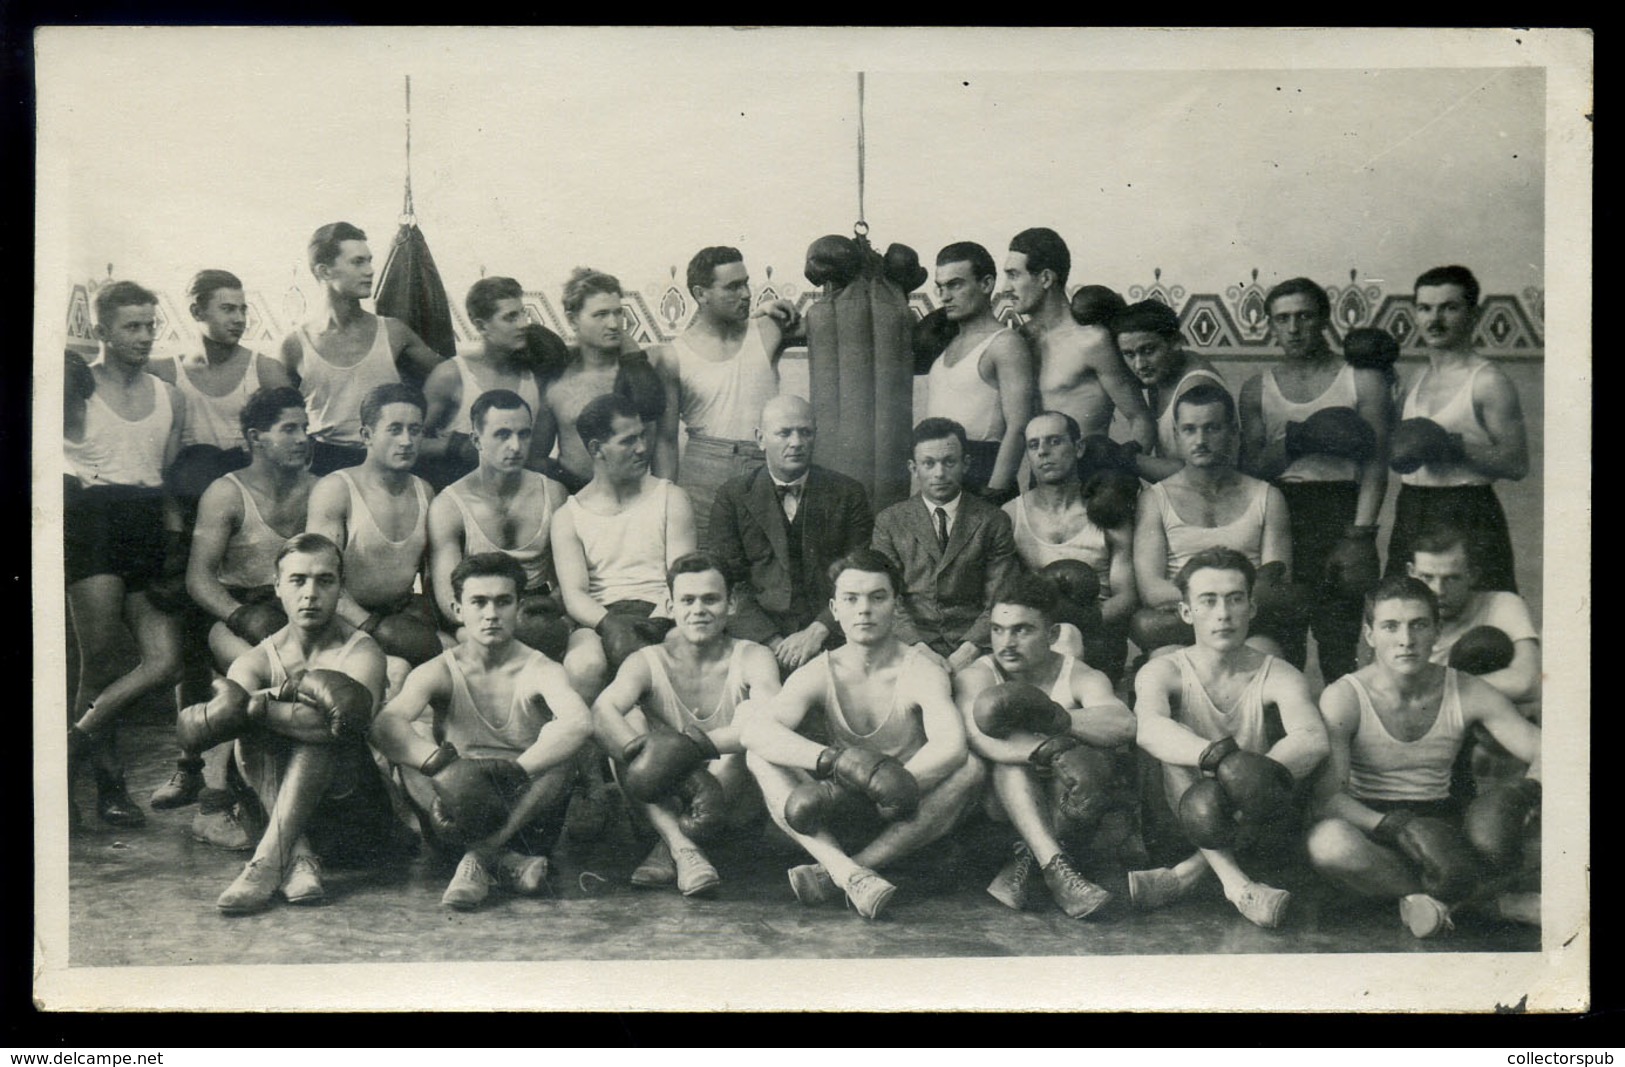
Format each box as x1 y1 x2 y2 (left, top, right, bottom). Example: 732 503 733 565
32 26 1591 1012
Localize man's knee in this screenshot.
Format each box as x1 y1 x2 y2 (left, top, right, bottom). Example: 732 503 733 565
1305 817 1369 874
563 637 607 693
933 751 988 804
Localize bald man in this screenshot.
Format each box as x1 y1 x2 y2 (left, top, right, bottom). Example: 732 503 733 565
709 395 874 673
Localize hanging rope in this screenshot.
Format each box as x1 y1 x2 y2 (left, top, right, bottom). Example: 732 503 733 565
854 72 868 239
402 74 415 222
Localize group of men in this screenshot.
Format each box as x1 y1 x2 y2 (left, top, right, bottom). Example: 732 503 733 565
61 221 1540 940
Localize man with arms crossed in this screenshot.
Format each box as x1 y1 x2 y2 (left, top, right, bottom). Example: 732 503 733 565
1128 548 1330 928
1111 300 1226 483
593 553 782 896
739 550 986 920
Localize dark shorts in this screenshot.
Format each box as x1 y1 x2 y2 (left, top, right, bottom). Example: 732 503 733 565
1386 483 1517 594
1358 795 1464 825
310 440 368 478
64 482 166 590
222 583 278 606
961 438 1001 493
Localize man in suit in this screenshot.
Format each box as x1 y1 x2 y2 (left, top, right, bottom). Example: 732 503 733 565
709 394 875 674
872 417 1021 672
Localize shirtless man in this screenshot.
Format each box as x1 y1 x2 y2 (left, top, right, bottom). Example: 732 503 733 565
194 533 402 914
922 241 1035 501
279 222 443 476
955 574 1138 918
65 281 186 830
536 268 678 491
371 552 595 910
1307 575 1542 937
1111 300 1226 483
593 553 782 896
738 549 987 920
1003 227 1153 453
428 389 568 660
307 382 444 689
418 276 545 489
1128 548 1330 928
1240 277 1392 681
1385 266 1530 593
658 245 800 547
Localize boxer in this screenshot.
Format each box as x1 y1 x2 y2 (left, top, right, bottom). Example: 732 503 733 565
954 574 1137 918
922 241 1035 501
593 553 782 895
1110 300 1226 483
1408 524 1540 706
1128 547 1330 928
1307 576 1542 937
371 552 595 909
65 281 186 830
1240 277 1391 681
278 222 443 475
739 550 986 920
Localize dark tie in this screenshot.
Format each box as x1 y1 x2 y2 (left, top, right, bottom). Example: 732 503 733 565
934 505 950 549
776 482 799 522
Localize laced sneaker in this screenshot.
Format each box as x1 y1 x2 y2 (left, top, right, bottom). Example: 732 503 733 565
442 852 495 910
673 846 721 898
217 857 280 914
1229 880 1292 929
496 852 550 896
1127 866 1191 911
150 758 206 810
191 803 257 851
1399 893 1454 938
1042 853 1113 919
787 863 840 906
843 867 897 921
987 841 1037 911
280 854 326 905
630 841 677 888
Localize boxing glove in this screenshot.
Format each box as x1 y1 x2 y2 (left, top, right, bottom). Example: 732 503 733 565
1069 285 1125 328
783 777 876 836
66 349 96 401
1374 811 1481 902
360 608 444 667
1448 626 1516 676
1284 407 1377 463
676 768 728 843
1043 558 1102 609
1077 435 1139 481
804 234 863 289
621 726 721 804
515 594 571 661
615 351 668 422
1390 418 1466 475
595 609 672 673
1199 736 1296 822
177 677 259 752
1129 605 1194 653
1179 777 1238 849
429 752 531 841
521 322 572 382
973 682 1072 740
881 243 928 293
1463 778 1541 871
1082 468 1139 531
911 307 958 375
277 668 375 740
1047 743 1115 828
815 746 919 822
226 599 288 645
1324 525 1382 599
1342 327 1400 373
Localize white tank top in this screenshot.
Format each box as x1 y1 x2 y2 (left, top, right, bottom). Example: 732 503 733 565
1155 366 1227 460
561 477 674 613
260 627 370 688
65 382 173 488
637 639 749 733
217 473 294 589
445 356 543 437
1344 670 1466 802
1399 360 1495 487
176 352 263 450
674 322 779 441
440 647 553 760
1261 363 1360 483
445 478 554 592
976 652 1079 707
1149 476 1270 579
926 328 1008 442
815 644 930 763
299 316 402 446
1003 496 1112 597
333 469 432 610
1171 648 1274 752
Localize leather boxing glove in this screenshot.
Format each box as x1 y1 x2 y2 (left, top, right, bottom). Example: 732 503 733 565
1342 327 1400 374
1199 736 1296 822
277 668 375 740
911 307 958 375
428 749 531 842
621 726 721 804
1045 743 1116 829
1448 626 1516 676
1129 605 1195 653
515 593 571 661
227 599 289 645
66 349 95 402
1463 778 1541 871
881 243 928 293
972 681 1072 740
1179 777 1238 849
1324 525 1382 599
1043 558 1102 610
1390 418 1466 475
1374 811 1481 902
804 234 863 289
1077 435 1140 481
1284 406 1377 462
177 678 259 752
361 607 444 667
1069 285 1126 328
595 609 672 673
783 778 876 835
615 351 668 423
675 768 728 843
1082 468 1139 531
521 322 572 381
815 745 920 822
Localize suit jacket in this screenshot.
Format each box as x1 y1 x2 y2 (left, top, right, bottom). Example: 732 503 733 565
709 464 874 644
872 490 1019 656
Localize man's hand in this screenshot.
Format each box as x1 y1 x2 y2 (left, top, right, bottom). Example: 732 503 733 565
753 298 802 334
775 621 829 670
947 642 981 673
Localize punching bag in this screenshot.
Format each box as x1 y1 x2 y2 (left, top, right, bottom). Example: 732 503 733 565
375 220 457 374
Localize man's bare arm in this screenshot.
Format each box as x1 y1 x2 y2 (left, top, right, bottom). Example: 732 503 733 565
1262 662 1331 779
1467 363 1530 481
186 478 248 622
515 659 596 776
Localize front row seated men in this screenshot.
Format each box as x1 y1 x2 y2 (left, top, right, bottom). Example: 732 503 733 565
593 554 782 896
739 550 987 920
1308 576 1541 938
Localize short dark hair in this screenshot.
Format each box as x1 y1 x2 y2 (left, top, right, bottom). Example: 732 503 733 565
992 572 1061 624
911 416 968 456
1027 410 1082 444
451 551 527 602
240 385 308 440
687 246 744 294
1414 265 1481 307
1264 277 1331 320
308 222 367 273
470 388 533 433
276 532 343 580
1172 381 1237 427
935 241 996 282
1070 285 1127 326
667 551 731 594
466 276 525 325
1110 299 1183 341
828 548 903 597
188 269 244 310
576 392 641 452
1008 227 1070 287
1411 522 1472 563
1175 547 1255 598
1364 574 1440 626
360 382 427 431
94 280 158 325
562 267 623 317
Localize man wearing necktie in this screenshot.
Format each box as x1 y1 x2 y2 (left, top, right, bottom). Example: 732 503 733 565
872 417 1020 672
709 395 874 674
